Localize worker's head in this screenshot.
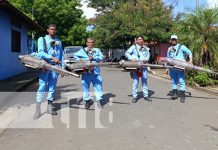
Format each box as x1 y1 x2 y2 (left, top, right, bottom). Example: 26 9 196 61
170 34 178 46
135 35 144 46
47 24 56 37
86 37 95 49
144 40 149 46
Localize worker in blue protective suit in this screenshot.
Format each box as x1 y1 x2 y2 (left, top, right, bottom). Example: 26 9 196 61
33 24 64 120
125 36 152 103
167 35 193 103
74 38 104 109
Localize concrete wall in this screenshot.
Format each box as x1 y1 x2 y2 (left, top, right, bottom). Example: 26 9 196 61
0 9 27 80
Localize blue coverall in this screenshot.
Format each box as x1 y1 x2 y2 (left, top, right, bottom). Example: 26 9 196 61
36 35 64 102
167 44 192 91
125 44 150 98
74 47 104 101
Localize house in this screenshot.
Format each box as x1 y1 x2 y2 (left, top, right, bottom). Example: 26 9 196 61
155 43 170 63
145 42 170 64
0 0 44 80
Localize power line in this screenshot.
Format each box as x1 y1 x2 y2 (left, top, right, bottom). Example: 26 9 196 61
196 0 199 10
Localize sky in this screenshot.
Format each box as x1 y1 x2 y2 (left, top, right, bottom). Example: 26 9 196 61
80 0 98 19
164 0 218 15
81 0 218 19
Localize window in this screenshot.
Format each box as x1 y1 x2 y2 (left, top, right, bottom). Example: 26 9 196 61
11 29 21 53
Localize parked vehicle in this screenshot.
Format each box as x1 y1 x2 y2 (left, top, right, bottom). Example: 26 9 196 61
64 46 82 64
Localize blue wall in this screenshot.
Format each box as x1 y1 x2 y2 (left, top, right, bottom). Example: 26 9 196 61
0 9 28 80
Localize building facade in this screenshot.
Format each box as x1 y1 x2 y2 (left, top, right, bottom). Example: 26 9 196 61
0 0 44 80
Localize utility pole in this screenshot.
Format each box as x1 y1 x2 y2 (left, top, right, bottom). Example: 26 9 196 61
31 1 35 53
31 5 34 34
196 0 199 10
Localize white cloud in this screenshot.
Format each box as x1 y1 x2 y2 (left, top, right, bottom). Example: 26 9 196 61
207 0 218 8
80 0 98 19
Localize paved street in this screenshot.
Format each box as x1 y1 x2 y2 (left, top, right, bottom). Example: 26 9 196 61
0 67 217 150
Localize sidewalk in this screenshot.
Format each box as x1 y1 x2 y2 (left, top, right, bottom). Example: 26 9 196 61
0 69 39 92
0 69 38 111
152 68 218 96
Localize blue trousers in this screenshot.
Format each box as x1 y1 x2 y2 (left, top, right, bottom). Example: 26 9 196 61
169 68 186 91
36 71 58 102
81 74 103 101
132 69 148 98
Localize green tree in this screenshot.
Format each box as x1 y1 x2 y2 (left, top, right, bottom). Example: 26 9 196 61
9 0 88 46
91 0 173 49
10 0 34 18
87 0 133 13
173 8 218 69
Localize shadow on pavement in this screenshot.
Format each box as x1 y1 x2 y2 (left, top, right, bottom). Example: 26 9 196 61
167 90 215 99
101 93 116 106
128 90 155 98
52 92 119 112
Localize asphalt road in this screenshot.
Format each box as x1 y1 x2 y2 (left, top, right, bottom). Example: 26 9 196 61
0 68 217 150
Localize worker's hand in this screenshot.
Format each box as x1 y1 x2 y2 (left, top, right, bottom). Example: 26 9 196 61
51 57 61 64
131 58 136 62
79 59 84 62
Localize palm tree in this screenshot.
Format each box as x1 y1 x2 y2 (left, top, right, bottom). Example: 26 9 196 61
174 8 218 70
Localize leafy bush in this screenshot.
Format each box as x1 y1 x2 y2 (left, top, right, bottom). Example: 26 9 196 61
186 76 195 86
194 72 213 87
213 80 218 85
185 66 217 87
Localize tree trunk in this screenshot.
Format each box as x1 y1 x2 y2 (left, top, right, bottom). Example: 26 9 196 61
199 48 204 67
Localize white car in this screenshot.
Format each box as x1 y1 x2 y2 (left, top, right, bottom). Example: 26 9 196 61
64 46 82 64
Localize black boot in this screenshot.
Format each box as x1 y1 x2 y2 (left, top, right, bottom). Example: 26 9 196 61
171 89 178 100
47 100 57 115
132 98 137 103
85 100 91 109
33 102 41 120
180 91 185 103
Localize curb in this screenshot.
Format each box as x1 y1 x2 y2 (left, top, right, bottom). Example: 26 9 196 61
188 85 218 97
0 77 38 135
151 71 218 97
16 77 38 92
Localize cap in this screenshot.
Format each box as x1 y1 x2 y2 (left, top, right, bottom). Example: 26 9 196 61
170 35 178 40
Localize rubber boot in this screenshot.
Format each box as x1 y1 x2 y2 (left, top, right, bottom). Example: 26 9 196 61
47 100 57 115
180 90 185 103
33 102 41 120
85 100 91 109
171 89 178 100
132 98 137 103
